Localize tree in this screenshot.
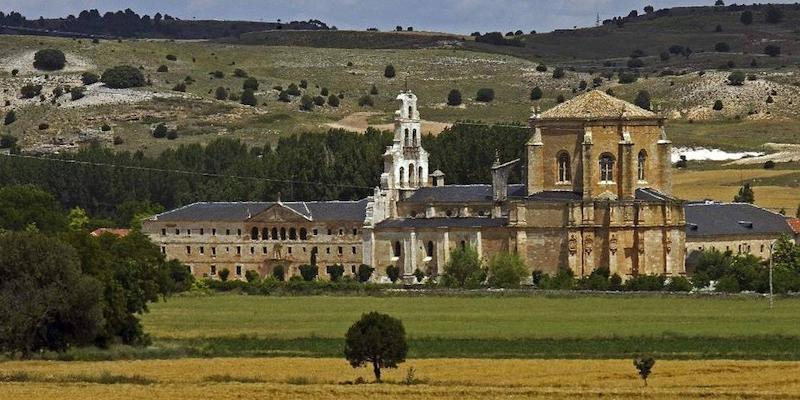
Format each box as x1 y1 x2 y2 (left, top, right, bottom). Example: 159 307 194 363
633 356 655 386
272 265 286 281
487 252 528 288
0 232 103 358
299 80 308 89
447 89 462 106
152 123 167 138
327 94 340 107
344 312 408 382
320 87 329 96
243 77 259 91
327 264 345 281
81 72 99 85
659 51 670 61
764 45 781 57
715 42 730 52
313 96 325 106
536 64 547 72
530 86 543 100
278 90 291 102
357 264 375 283
644 5 654 13
233 68 248 78
240 89 257 106
156 65 168 72
384 64 396 78
634 90 651 110
358 95 374 107
727 71 745 86
475 88 495 102
386 265 400 283
0 185 67 232
714 0 724 5
20 84 42 99
300 94 314 111
219 268 230 281
734 183 754 203
286 83 301 96
172 82 186 92
552 67 565 79
3 110 15 125
215 86 228 100
442 246 484 288
627 58 645 68
765 6 783 24
299 264 318 281
101 65 145 88
556 94 566 103
70 86 85 101
33 49 66 70
370 84 379 95
618 71 638 84
740 10 753 25
713 100 724 110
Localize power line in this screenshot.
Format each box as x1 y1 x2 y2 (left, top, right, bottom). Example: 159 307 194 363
0 153 377 190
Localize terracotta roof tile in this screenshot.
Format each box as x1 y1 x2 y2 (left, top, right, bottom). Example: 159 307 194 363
539 90 656 120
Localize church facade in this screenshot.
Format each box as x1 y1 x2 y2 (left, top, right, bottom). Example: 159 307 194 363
143 90 687 280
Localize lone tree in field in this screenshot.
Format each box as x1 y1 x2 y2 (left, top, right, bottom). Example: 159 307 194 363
344 312 408 382
384 64 396 78
633 356 655 387
447 89 462 106
634 90 651 110
734 183 755 203
33 49 66 71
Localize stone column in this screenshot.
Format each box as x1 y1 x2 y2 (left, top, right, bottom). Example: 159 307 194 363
657 136 672 195
526 127 544 195
407 230 417 276
582 127 594 200
476 230 483 261
620 140 635 200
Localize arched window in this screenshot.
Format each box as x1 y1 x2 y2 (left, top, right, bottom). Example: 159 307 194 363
426 241 434 258
408 163 415 185
393 241 402 257
599 153 615 183
408 106 413 118
262 227 269 240
557 152 571 183
289 228 297 240
418 166 424 184
637 150 647 181
299 228 307 240
412 129 417 146
404 128 409 146
280 227 287 240
250 227 259 240
271 227 278 241
399 167 405 186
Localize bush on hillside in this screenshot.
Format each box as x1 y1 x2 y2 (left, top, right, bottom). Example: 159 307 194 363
475 88 495 102
764 45 781 57
214 86 228 100
713 99 724 110
300 94 314 111
765 6 783 24
70 86 85 101
714 42 731 52
618 71 638 84
327 94 340 107
358 95 374 107
156 65 168 73
286 83 301 96
299 79 308 89
240 89 257 106
165 54 177 61
634 90 651 110
33 49 66 70
552 67 565 79
152 123 167 138
101 65 145 88
243 77 259 91
313 96 325 107
536 64 547 72
299 264 318 281
20 84 42 99
3 110 16 125
447 89 462 106
530 86 543 100
172 82 186 92
233 68 248 78
627 58 645 68
320 87 329 96
740 10 753 25
727 70 745 86
384 64 396 78
81 72 99 85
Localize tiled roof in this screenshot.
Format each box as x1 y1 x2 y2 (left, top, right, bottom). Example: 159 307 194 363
376 217 508 229
404 184 526 203
788 218 800 234
150 199 369 223
635 188 680 202
90 228 130 237
539 90 656 120
684 202 792 237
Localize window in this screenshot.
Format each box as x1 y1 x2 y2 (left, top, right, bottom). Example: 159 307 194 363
339 228 344 236
557 152 571 183
326 247 331 254
412 129 417 146
210 265 217 275
262 228 269 240
338 246 343 255
280 228 286 240
200 228 204 235
418 166 424 184
352 246 357 255
600 153 615 183
212 247 216 256
175 228 180 235
460 240 466 249
399 167 405 185
313 228 318 236
327 229 332 235
351 265 357 274
200 246 205 255
237 229 242 236
186 246 191 255
212 228 217 236
289 228 297 240
300 228 307 240
637 150 647 181
288 247 292 254
251 227 259 240
404 128 409 146
236 246 241 255
161 228 166 236
761 244 765 253
393 241 402 258
426 241 434 258
236 266 242 276
409 163 415 185
271 228 278 240
226 229 231 235
187 229 191 236
161 246 166 254
352 228 358 236
263 246 268 255
250 247 255 255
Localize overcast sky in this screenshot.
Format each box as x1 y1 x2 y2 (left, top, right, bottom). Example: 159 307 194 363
1 0 796 34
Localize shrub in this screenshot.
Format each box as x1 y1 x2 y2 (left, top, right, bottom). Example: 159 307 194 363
386 265 400 283
633 356 655 387
734 182 755 203
765 6 783 24
152 123 168 138
618 71 638 84
384 64 396 78
665 276 692 292
272 265 286 281
659 51 670 61
623 275 665 291
3 110 16 125
576 267 611 291
764 160 776 169
447 89 462 106
33 49 66 70
113 136 123 145
165 54 177 61
552 67 565 79
278 91 291 102
101 65 145 88
286 83 301 96
81 72 99 85
299 264 318 281
214 86 227 100
412 268 425 283
299 79 308 89
766 95 774 104
70 86 85 101
101 123 111 131
715 42 731 52
344 312 407 382
300 95 315 111
487 252 527 288
627 58 645 68
442 246 484 288
740 10 753 25
210 70 224 78
156 65 168 72
327 94 340 107
0 134 16 148
52 86 64 98
537 267 574 290
11 69 18 76
634 90 651 110
219 268 230 282
166 129 178 140
475 88 495 102
764 45 781 57
38 122 49 130
233 68 248 78
172 82 186 92
20 84 42 99
556 94 566 103
245 269 260 283
536 64 547 72
713 100 724 111
529 86 543 100
313 96 325 106
327 264 345 282
320 87 329 96
228 92 239 101
357 264 375 283
243 77 259 91
240 89 257 106
358 95 374 107
715 274 740 293
727 70 745 86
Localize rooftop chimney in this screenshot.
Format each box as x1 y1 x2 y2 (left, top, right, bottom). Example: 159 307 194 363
430 170 445 187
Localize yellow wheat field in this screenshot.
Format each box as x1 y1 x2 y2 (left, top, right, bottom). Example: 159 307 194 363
1 357 799 399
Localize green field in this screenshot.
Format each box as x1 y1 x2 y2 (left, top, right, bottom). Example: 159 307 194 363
117 294 800 360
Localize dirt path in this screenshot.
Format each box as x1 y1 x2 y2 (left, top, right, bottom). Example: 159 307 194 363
326 111 452 135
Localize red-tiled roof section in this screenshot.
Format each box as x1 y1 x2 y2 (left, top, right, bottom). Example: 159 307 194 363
90 228 131 237
788 218 800 234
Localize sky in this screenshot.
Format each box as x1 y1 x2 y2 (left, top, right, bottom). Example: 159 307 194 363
0 0 796 34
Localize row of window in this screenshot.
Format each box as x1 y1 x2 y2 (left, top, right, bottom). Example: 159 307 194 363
692 243 765 254
205 264 362 277
398 164 425 186
556 150 648 183
161 226 360 240
391 240 468 258
167 244 360 256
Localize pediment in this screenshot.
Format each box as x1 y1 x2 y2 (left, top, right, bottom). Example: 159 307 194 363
248 203 311 223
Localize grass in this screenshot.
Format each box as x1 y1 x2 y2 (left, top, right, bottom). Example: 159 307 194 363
1 357 799 399
672 168 800 211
